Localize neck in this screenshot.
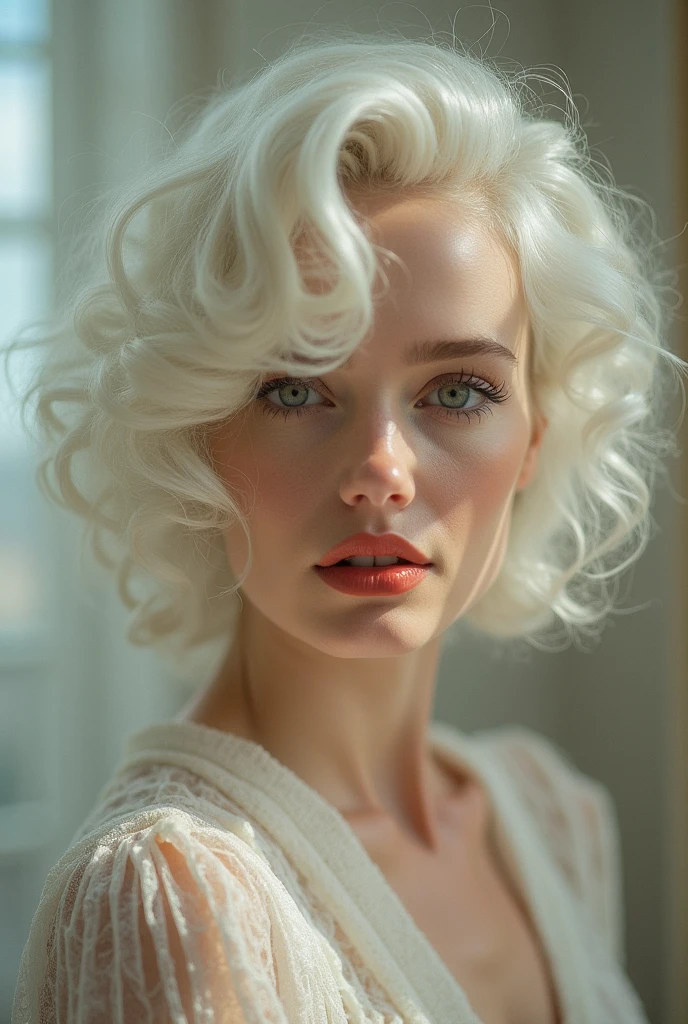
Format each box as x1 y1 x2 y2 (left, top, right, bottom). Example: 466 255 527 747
178 600 463 851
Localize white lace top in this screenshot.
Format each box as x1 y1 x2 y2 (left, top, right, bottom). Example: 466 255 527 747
11 719 650 1023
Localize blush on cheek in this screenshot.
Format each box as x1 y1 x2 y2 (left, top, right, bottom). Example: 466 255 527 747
442 488 516 623
472 439 529 579
479 423 533 493
480 454 524 508
447 432 526 509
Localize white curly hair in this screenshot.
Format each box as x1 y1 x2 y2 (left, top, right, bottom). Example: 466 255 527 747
4 25 686 680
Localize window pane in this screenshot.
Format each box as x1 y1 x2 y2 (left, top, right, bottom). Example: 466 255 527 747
0 232 53 455
0 57 51 217
0 233 53 637
0 0 49 44
0 457 46 633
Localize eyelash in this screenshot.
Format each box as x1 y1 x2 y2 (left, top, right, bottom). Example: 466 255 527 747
254 370 511 424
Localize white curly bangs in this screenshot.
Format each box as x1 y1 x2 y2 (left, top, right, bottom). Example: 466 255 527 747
4 26 686 679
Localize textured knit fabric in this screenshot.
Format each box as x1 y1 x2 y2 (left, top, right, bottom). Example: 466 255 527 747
11 718 651 1023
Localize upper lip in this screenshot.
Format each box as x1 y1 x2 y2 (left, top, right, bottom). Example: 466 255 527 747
316 532 433 567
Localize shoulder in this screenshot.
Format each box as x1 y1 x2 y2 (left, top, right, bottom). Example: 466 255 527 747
13 765 338 1023
70 759 255 842
473 724 626 966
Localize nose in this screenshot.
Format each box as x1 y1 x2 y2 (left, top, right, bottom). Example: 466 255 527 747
338 422 416 510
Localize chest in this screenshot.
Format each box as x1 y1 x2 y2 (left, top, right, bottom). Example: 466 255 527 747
351 789 563 1024
394 846 562 1024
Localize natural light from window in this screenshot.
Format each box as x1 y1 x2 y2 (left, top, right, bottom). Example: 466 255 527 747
0 0 52 634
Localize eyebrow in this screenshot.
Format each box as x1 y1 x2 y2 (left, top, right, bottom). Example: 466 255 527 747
340 337 518 371
405 338 518 367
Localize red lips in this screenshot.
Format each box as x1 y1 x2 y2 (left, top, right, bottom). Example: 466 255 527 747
317 532 432 567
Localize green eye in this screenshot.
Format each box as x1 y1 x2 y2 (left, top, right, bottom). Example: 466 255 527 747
254 372 511 424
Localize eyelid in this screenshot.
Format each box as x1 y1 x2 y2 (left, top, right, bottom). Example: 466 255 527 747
259 369 499 399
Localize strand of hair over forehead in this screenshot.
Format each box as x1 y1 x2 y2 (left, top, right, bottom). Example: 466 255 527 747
3 26 686 677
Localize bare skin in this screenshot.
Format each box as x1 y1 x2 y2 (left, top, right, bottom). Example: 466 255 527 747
178 190 556 1022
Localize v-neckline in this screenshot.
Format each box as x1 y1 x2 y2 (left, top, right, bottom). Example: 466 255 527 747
121 718 586 1024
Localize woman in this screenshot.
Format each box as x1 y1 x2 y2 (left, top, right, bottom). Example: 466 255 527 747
8 25 684 1024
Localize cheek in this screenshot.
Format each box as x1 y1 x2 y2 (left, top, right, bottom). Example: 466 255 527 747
439 425 528 515
209 428 321 573
252 443 324 518
437 430 529 607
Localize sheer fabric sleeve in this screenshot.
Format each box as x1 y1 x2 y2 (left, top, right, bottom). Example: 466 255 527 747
12 808 344 1024
487 726 626 967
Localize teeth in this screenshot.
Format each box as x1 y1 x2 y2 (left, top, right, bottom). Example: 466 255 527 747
342 555 403 567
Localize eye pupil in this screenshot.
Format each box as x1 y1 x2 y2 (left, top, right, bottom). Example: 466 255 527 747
440 383 470 408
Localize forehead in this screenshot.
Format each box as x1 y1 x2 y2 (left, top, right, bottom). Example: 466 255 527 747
292 190 529 370
299 190 522 306
349 190 518 283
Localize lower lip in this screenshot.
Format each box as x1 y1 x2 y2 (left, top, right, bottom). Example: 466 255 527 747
313 562 433 596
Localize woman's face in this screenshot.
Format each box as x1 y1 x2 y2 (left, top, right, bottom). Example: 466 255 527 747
207 193 546 658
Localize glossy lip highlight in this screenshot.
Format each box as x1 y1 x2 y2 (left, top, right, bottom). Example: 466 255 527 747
316 532 432 567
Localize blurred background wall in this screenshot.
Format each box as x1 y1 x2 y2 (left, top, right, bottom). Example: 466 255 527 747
0 1 686 1021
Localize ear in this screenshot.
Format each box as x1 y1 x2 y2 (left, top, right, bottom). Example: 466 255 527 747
515 412 548 492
